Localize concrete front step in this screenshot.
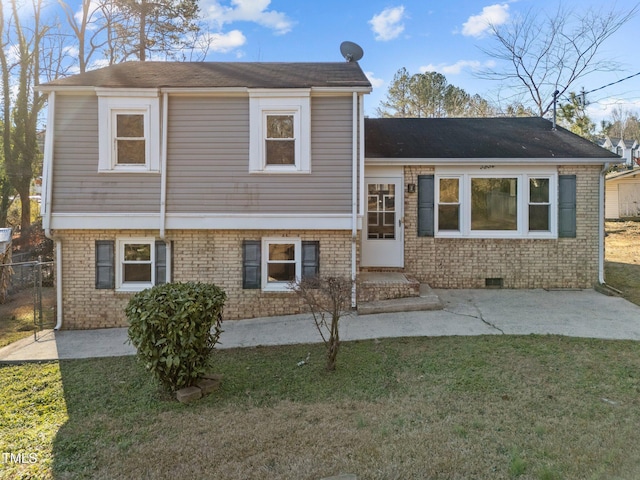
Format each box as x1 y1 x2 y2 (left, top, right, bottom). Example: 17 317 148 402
357 284 443 315
357 272 421 303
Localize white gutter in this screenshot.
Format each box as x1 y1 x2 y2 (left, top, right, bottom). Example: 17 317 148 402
351 92 358 308
41 92 64 330
159 92 169 239
598 162 611 285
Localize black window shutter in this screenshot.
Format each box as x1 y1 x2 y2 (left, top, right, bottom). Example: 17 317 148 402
155 241 167 285
242 240 261 289
418 175 435 237
95 240 115 289
301 241 320 279
558 175 577 238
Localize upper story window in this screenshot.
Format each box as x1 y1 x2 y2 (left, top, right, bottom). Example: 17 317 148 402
98 92 160 173
265 114 295 165
249 92 311 173
114 112 146 165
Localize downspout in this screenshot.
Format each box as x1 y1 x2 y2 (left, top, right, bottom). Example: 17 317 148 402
159 92 168 239
598 162 610 285
359 94 365 230
351 92 358 308
42 91 64 330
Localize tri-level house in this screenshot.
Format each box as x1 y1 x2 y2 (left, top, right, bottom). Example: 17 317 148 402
39 61 619 329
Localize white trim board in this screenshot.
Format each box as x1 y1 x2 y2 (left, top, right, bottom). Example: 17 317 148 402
49 213 357 231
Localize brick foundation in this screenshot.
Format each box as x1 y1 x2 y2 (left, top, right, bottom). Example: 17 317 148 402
57 229 353 329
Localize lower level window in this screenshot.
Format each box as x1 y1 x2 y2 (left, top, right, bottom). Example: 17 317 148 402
262 238 301 291
117 238 154 290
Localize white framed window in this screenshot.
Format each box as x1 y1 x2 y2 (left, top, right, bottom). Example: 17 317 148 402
261 238 301 291
437 177 461 232
435 167 557 238
116 238 155 291
249 93 311 173
98 95 160 173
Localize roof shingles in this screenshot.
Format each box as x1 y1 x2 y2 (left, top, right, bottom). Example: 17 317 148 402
365 117 619 159
41 61 372 89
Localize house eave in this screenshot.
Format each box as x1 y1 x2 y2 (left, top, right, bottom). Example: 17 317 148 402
365 157 611 166
38 85 372 96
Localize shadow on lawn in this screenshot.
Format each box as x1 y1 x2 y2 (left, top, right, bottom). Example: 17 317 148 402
605 261 640 306
50 355 175 478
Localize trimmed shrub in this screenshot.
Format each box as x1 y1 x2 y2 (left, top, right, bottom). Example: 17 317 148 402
126 282 226 392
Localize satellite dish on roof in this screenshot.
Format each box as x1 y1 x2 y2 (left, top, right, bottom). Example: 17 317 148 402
340 41 364 62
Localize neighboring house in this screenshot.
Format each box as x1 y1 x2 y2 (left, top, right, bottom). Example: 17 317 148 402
39 62 619 330
606 168 640 219
601 136 640 170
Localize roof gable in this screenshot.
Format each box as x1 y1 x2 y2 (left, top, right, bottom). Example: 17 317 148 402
365 117 619 160
40 61 372 90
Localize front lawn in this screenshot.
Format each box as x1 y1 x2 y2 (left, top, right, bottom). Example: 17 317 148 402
2 335 640 479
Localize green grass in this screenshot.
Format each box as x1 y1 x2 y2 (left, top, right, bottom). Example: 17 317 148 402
2 335 640 479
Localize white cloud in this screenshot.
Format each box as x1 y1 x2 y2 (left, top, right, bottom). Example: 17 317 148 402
420 60 495 75
203 0 294 35
461 3 510 38
365 71 385 89
587 97 640 125
205 29 247 53
369 6 406 41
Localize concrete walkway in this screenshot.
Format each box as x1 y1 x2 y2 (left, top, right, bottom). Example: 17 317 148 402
1 289 640 363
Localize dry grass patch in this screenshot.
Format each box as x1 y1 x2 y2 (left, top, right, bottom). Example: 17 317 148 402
3 336 640 479
605 220 640 306
0 287 56 348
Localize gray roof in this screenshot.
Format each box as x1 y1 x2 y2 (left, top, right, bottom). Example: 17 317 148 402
41 61 372 89
365 117 619 159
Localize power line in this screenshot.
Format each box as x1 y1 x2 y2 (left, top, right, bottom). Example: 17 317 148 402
583 71 640 96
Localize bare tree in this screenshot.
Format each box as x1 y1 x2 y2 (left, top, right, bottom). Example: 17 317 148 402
113 0 201 61
60 0 204 70
0 1 15 228
58 0 122 73
601 107 640 140
479 4 639 117
1 0 48 234
291 276 353 371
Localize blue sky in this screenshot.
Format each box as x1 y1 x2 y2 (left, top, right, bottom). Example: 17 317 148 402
34 0 640 125
180 0 640 125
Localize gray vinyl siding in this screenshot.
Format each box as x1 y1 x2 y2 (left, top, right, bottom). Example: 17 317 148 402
50 94 354 215
51 95 161 213
166 96 354 214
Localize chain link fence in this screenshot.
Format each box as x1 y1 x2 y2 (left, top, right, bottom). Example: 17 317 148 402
2 252 55 339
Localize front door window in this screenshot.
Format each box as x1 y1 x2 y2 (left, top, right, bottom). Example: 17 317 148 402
367 183 396 239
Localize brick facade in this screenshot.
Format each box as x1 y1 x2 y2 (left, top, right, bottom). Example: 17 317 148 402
58 229 352 329
403 165 601 289
57 165 601 329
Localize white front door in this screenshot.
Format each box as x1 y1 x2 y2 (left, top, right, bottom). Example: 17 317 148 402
362 176 404 267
